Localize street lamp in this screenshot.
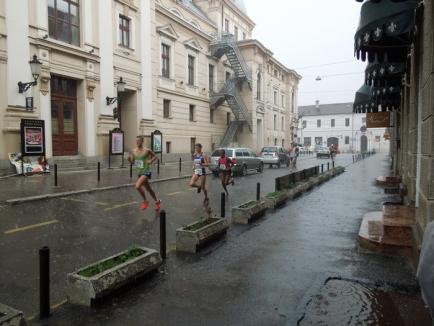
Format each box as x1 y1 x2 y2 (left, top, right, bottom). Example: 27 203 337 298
18 55 42 93
106 77 126 105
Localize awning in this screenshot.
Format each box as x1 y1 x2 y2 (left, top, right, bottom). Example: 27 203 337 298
365 60 406 86
353 84 401 113
354 0 421 62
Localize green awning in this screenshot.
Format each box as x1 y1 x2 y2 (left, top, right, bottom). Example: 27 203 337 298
365 60 406 86
355 0 421 62
354 84 401 113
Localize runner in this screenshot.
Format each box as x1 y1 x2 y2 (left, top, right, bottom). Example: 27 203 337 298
128 136 161 211
217 149 234 195
189 143 210 203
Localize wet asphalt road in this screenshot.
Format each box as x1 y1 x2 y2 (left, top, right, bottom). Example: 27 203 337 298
1 154 426 326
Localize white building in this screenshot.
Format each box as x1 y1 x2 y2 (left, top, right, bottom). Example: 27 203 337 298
298 102 390 153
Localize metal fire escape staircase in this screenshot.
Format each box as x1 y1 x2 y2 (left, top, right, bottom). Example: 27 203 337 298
210 34 252 147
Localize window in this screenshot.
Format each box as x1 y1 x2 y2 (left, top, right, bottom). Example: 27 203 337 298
304 137 312 147
210 109 214 123
257 73 262 100
161 44 171 78
189 105 195 122
226 71 231 81
243 32 246 40
234 26 238 40
274 91 278 105
302 120 307 128
281 117 284 131
274 115 277 130
225 19 229 33
166 141 171 154
209 64 214 92
188 55 195 86
281 95 285 108
317 119 321 128
190 137 196 154
291 90 295 113
375 136 381 142
274 138 278 146
315 137 323 145
282 139 285 147
48 0 80 46
163 99 171 119
119 15 131 48
345 118 350 127
345 136 350 144
331 119 335 127
227 112 231 126
362 117 366 124
274 70 278 77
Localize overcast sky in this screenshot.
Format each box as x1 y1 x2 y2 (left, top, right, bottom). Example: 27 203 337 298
245 0 366 107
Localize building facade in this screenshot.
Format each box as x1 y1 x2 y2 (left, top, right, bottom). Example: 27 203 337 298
0 0 300 172
299 102 390 153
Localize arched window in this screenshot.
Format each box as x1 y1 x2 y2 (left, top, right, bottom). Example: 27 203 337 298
257 72 262 100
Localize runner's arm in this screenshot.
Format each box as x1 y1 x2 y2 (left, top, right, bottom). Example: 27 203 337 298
203 155 210 167
147 150 158 164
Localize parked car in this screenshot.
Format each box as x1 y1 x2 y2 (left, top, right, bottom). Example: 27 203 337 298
316 146 331 159
209 148 264 176
259 146 290 168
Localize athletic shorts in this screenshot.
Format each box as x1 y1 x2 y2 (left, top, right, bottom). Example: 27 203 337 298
220 170 232 176
138 172 152 179
194 168 207 176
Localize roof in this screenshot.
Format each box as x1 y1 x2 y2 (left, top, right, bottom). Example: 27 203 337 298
176 0 215 26
232 0 247 14
299 102 354 116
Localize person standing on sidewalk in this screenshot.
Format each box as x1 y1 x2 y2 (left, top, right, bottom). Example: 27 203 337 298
190 143 210 203
128 136 161 211
217 149 234 195
329 144 337 162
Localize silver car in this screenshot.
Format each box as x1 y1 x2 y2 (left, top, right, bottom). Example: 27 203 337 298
209 148 264 176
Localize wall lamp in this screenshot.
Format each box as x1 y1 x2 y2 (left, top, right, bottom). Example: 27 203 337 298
18 55 42 93
106 77 126 105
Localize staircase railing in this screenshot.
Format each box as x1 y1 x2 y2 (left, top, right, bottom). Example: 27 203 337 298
220 121 244 147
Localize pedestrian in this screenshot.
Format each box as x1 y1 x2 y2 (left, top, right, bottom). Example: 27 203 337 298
128 136 161 211
217 149 234 195
329 144 337 162
291 144 299 170
189 143 210 203
289 145 295 170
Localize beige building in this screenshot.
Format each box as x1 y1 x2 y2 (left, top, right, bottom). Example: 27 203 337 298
0 0 300 172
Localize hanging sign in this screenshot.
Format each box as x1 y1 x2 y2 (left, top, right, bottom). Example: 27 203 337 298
366 112 390 128
20 119 45 156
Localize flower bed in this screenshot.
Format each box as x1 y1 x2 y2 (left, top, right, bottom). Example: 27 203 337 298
265 191 289 209
232 200 267 225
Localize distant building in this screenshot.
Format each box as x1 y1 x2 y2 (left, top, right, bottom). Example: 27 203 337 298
298 101 390 153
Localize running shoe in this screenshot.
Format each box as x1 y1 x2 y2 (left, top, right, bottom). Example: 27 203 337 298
231 179 235 186
140 201 149 210
155 200 161 211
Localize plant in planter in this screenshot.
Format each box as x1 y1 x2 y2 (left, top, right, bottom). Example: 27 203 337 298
232 200 267 225
66 246 161 306
265 191 289 209
176 217 229 253
0 303 26 326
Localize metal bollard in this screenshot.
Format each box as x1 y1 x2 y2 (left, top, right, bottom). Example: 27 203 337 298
179 158 182 174
332 161 335 169
160 210 166 260
221 192 226 218
256 182 261 201
321 164 324 174
39 246 50 319
157 159 160 176
130 162 133 178
327 162 330 171
54 164 58 187
97 162 101 182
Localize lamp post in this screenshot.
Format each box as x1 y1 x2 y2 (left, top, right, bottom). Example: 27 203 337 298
106 77 126 127
18 55 42 93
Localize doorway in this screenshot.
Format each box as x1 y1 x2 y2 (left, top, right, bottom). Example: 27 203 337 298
327 137 339 149
51 76 78 156
360 135 368 153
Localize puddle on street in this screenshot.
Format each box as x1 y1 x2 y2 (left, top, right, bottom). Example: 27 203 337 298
299 279 432 326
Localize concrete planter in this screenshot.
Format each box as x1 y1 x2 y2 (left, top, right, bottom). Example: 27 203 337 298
176 218 229 253
232 200 267 225
66 246 161 306
265 191 289 209
0 303 26 326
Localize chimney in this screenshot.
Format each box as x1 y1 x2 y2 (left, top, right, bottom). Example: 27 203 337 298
315 100 320 108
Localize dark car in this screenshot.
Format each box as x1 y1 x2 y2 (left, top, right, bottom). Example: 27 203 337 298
259 146 290 168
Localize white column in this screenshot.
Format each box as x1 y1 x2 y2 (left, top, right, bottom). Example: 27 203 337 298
140 0 153 120
35 0 48 37
99 0 114 116
39 88 53 158
85 98 96 156
5 0 30 107
83 0 94 46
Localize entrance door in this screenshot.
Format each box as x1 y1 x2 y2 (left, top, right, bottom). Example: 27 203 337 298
51 77 78 156
360 135 368 153
327 137 339 149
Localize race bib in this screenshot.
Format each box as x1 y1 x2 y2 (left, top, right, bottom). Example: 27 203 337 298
194 168 203 175
219 164 226 171
135 160 144 168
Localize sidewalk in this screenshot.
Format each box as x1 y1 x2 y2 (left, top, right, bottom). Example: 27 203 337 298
0 155 318 204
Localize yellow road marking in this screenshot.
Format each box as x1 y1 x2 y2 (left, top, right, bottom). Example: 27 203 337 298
4 219 59 235
104 201 138 212
26 299 67 321
167 191 182 196
95 202 110 206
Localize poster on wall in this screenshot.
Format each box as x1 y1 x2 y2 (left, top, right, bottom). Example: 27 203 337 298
367 112 390 128
20 119 46 156
151 130 163 154
109 129 124 155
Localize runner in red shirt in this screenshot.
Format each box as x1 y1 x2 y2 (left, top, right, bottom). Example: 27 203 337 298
217 149 234 195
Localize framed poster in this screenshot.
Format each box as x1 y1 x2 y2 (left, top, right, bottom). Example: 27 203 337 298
20 119 45 156
151 130 163 154
109 129 124 155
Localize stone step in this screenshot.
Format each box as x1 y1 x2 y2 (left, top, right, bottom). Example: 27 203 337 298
376 175 401 187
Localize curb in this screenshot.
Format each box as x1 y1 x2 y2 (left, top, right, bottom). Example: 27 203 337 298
5 174 192 205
